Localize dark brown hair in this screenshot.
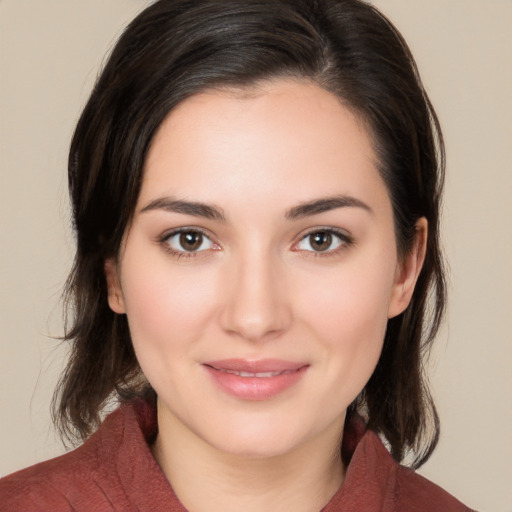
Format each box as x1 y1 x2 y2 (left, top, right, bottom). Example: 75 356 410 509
54 0 446 468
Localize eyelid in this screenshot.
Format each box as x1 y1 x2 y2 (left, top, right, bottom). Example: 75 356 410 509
292 226 354 255
158 226 220 257
159 226 212 241
157 225 353 259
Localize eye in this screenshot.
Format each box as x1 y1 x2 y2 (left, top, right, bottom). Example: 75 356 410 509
295 229 349 253
164 230 215 253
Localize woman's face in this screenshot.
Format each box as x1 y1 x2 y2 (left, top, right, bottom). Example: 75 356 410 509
106 80 424 458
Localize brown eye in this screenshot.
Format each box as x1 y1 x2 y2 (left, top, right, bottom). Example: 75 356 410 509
164 230 214 253
179 231 203 251
309 232 332 252
296 229 346 253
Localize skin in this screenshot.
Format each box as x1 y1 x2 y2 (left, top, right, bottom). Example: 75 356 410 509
105 80 426 512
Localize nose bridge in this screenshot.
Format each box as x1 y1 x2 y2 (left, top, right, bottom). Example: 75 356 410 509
220 243 291 341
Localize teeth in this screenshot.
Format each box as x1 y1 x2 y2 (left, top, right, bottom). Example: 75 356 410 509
221 369 284 378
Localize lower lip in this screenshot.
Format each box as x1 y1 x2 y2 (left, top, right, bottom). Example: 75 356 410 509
204 365 308 400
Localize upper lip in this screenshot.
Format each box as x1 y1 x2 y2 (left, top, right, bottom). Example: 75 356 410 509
203 359 308 374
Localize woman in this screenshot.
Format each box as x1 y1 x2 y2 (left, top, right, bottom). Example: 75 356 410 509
0 0 473 510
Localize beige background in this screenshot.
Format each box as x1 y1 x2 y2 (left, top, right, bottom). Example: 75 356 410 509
1 1 511 510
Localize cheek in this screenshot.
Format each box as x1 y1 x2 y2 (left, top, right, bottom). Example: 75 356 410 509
312 291 387 411
299 253 395 337
316 283 388 375
120 257 220 356
294 252 396 390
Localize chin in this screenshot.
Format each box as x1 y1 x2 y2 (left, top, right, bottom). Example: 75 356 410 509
211 433 302 460
196 413 326 460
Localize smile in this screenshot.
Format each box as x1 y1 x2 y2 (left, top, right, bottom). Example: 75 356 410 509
215 369 297 378
203 359 309 400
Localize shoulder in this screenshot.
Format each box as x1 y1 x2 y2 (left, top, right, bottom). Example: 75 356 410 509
365 431 474 511
393 462 472 511
0 401 175 512
0 407 130 512
0 444 104 511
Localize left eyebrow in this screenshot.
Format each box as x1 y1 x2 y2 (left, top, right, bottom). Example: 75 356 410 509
285 195 373 220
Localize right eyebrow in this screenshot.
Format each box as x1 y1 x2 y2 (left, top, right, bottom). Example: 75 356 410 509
139 197 227 221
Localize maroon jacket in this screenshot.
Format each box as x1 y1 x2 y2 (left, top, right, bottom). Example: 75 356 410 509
0 401 472 511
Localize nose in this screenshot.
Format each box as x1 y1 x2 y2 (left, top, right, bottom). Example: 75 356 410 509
219 250 293 342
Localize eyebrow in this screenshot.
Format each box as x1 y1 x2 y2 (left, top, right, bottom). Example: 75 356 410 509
285 195 373 220
139 194 371 222
140 197 227 221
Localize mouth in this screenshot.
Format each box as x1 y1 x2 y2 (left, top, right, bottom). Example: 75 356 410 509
202 359 309 400
210 368 297 378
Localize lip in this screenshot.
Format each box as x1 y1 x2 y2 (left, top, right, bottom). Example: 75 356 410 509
203 359 309 400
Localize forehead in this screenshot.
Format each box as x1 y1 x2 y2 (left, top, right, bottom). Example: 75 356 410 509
140 79 388 214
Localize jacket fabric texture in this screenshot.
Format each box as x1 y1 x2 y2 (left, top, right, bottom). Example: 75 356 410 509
0 399 472 511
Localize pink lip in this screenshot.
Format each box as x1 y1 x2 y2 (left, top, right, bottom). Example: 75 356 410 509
203 359 309 401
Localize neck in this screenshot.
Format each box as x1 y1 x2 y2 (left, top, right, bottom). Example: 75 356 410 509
152 407 345 512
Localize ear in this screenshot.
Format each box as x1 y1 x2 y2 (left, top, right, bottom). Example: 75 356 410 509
388 218 428 319
104 258 126 314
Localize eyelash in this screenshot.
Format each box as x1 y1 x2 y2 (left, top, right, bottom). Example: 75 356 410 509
294 227 354 258
159 227 218 259
158 227 354 259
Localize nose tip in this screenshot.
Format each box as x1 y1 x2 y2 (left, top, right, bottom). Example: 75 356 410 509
219 258 292 342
